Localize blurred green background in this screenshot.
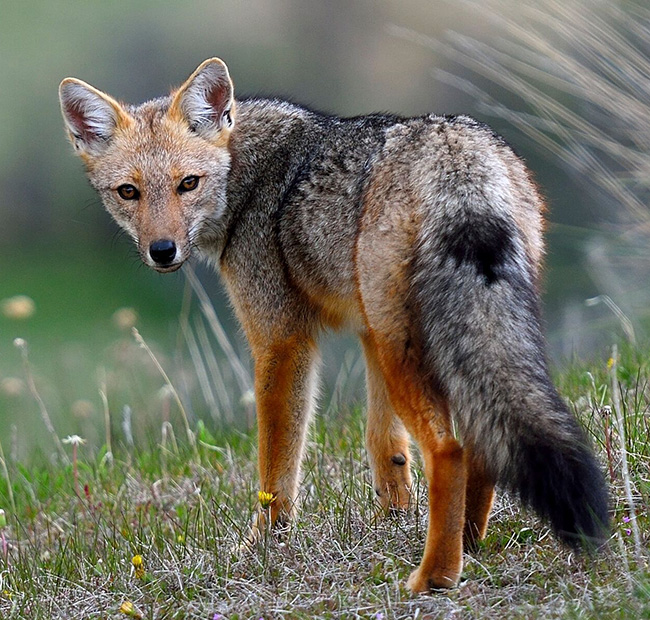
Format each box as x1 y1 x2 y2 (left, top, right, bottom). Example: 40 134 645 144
1 0 646 455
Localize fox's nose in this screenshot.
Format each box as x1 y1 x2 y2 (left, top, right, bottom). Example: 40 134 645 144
149 239 177 265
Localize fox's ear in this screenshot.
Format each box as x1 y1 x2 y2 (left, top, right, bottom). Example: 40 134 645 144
170 58 235 142
59 78 131 157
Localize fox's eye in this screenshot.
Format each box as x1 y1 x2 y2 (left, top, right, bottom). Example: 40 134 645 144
178 176 200 193
117 184 139 200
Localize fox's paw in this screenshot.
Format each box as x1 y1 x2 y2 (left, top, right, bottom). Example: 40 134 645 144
235 510 268 555
237 508 292 554
406 566 461 593
375 480 412 513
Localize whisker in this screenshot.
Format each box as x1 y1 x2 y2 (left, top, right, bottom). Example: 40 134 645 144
81 198 102 212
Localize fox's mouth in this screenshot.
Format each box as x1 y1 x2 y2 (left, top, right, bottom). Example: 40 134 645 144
151 261 184 274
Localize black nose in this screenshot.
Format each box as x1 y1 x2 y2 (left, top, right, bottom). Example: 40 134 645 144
149 239 177 265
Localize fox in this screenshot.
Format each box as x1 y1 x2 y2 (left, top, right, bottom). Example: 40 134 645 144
58 58 609 592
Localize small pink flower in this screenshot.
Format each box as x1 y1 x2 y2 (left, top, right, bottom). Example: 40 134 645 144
623 516 631 523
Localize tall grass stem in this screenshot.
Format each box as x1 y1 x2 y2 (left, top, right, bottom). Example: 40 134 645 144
609 344 644 566
98 368 113 464
184 267 253 395
14 339 68 464
0 440 16 516
132 328 199 461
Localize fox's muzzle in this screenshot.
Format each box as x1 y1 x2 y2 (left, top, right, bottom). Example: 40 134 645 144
147 239 183 272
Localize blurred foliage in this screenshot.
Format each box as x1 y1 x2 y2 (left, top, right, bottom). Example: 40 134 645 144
1 0 648 441
0 0 597 247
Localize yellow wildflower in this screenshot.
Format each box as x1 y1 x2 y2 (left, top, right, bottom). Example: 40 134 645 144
119 601 142 618
258 490 276 509
131 554 145 579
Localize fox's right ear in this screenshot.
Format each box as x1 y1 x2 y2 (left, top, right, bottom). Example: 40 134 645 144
59 78 131 157
169 58 235 144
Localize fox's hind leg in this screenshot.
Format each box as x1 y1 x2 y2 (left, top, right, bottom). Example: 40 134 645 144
463 445 495 549
367 334 466 590
361 333 412 511
357 267 466 588
356 190 466 589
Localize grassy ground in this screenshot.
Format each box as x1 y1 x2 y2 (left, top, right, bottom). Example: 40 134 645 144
0 335 648 619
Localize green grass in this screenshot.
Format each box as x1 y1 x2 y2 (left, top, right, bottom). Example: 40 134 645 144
0 335 648 618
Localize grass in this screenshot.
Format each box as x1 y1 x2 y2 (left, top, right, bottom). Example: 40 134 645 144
0 319 648 618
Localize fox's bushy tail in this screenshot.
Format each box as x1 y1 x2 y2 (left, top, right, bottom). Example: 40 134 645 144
412 191 609 546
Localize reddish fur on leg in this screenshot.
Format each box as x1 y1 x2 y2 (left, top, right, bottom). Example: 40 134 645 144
463 446 495 549
407 436 466 591
252 334 317 527
362 334 413 511
368 334 466 590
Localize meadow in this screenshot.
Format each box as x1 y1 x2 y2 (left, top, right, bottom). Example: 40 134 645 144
1 0 649 618
0 277 648 619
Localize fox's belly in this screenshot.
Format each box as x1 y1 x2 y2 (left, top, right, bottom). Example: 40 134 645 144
284 244 363 330
279 201 364 329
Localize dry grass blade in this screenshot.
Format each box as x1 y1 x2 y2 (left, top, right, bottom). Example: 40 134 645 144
609 345 644 567
98 368 113 463
0 440 15 516
132 327 198 458
393 0 650 226
13 338 68 464
184 266 253 395
181 317 220 423
193 315 233 422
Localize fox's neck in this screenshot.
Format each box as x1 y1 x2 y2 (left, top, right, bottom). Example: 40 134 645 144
199 98 394 263
194 98 321 261
226 98 326 209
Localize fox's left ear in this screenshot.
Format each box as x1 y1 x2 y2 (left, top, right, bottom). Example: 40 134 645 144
170 58 235 142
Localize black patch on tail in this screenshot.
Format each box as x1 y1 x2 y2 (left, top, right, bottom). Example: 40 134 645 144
440 215 516 285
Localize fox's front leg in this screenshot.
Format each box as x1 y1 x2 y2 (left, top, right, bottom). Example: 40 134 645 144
251 334 319 532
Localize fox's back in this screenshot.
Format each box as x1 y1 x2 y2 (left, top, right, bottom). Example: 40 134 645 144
257 110 545 326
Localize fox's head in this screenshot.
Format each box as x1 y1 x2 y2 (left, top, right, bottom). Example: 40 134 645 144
59 58 235 272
